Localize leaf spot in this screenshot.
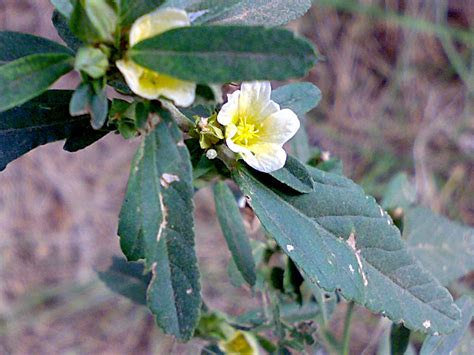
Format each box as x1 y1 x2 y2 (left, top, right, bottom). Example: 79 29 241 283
186 288 193 295
157 193 168 241
349 264 355 274
160 173 180 188
423 320 431 329
346 233 369 286
286 244 294 252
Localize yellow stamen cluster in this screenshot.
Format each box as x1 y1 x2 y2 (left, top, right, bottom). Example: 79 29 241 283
234 116 261 146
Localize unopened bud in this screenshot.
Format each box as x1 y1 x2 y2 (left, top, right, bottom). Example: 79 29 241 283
75 46 109 78
206 149 217 160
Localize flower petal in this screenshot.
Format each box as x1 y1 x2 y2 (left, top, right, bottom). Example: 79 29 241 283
239 81 280 122
130 8 190 46
259 108 300 144
242 143 287 173
117 59 196 106
217 90 240 126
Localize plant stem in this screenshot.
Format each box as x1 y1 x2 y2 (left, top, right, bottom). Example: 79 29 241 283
341 301 355 355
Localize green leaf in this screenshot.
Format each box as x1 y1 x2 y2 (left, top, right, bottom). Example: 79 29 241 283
69 82 92 116
130 26 317 83
0 53 73 113
232 164 460 334
0 31 72 64
305 280 337 325
271 82 321 118
0 90 91 171
90 83 109 130
63 127 109 152
421 297 473 355
381 173 416 211
404 207 474 286
162 0 239 25
270 155 314 194
69 0 117 43
213 181 256 287
51 0 74 18
97 256 150 305
119 0 165 26
390 324 411 355
52 10 83 52
205 0 312 26
118 111 200 340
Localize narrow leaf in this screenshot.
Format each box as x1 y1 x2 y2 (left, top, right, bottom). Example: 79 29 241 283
213 181 256 287
421 297 473 355
206 0 312 26
271 82 322 118
52 10 82 52
0 31 72 64
390 324 411 355
270 155 314 193
0 53 73 113
233 165 460 334
404 207 474 286
118 111 200 340
130 26 317 83
63 127 109 152
0 90 91 171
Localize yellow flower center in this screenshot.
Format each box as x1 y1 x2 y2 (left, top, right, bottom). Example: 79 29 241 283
138 68 184 91
234 116 261 146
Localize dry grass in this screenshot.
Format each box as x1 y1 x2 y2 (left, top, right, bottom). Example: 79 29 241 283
0 0 473 354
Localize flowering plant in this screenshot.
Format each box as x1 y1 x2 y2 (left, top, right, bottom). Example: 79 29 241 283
0 0 472 353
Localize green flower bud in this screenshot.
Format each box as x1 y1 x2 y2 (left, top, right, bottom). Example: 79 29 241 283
75 46 109 79
83 0 118 43
191 113 224 150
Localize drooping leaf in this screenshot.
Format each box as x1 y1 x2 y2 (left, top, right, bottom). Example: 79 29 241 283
404 207 474 286
270 155 314 194
213 181 256 287
52 10 83 52
51 0 74 18
119 0 165 26
0 53 73 113
118 110 200 340
206 0 312 26
0 31 72 64
0 90 90 171
271 82 322 118
381 173 416 211
421 297 473 355
97 256 150 305
232 164 460 334
130 26 317 83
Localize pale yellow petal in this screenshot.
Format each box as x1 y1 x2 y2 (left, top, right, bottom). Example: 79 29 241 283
117 59 196 106
242 143 287 173
239 81 280 122
130 8 190 46
259 108 300 144
217 90 240 126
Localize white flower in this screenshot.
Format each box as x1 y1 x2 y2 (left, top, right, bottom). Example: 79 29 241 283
217 82 300 173
116 8 196 107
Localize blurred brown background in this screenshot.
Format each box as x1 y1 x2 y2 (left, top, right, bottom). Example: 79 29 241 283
0 0 473 354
